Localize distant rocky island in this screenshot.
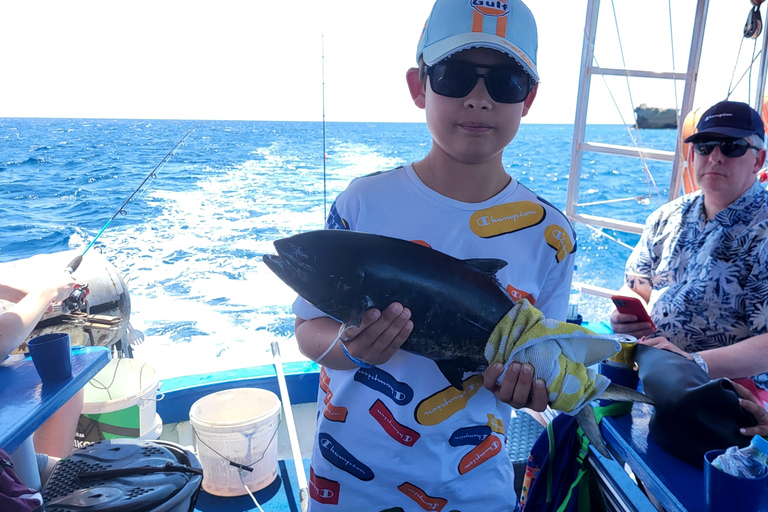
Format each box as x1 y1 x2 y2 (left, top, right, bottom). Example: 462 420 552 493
634 103 678 129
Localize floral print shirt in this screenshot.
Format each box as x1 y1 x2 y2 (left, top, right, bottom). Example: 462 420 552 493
625 181 768 390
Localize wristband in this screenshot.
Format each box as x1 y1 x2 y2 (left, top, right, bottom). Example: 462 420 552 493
340 341 375 368
690 352 709 374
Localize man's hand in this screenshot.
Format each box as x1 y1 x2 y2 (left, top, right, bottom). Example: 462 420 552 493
483 362 548 412
732 381 768 438
610 309 656 339
638 336 689 357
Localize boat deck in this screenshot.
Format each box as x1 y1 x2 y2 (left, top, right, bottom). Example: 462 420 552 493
195 458 310 512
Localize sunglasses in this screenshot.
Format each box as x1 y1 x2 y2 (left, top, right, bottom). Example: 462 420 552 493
692 139 761 158
425 60 535 104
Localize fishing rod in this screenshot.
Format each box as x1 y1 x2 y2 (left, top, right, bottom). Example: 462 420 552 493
322 35 328 222
60 123 200 313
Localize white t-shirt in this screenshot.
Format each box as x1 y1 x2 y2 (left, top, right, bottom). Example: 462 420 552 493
294 164 576 511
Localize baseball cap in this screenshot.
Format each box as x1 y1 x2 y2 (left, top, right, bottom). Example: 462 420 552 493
416 0 539 81
683 100 765 142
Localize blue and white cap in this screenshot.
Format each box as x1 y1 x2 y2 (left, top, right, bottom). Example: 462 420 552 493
416 0 539 81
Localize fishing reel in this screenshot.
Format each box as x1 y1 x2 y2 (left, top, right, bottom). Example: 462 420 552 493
60 283 90 314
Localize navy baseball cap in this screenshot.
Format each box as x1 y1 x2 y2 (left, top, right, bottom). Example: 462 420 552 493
684 100 765 142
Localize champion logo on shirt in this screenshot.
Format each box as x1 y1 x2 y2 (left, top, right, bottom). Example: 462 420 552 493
544 224 575 263
449 425 492 447
415 375 484 426
354 366 414 405
320 368 348 422
318 432 374 481
370 399 421 447
309 467 340 505
398 482 448 511
458 434 503 475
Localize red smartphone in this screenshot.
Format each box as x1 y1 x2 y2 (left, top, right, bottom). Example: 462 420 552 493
611 295 656 329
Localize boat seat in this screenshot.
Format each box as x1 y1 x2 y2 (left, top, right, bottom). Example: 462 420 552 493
505 409 545 497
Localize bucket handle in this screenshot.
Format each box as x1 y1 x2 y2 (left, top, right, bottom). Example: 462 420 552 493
144 393 165 402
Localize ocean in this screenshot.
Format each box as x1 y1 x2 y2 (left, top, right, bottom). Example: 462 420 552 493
0 118 678 378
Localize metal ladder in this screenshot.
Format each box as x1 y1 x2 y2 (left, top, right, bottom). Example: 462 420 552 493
564 0 711 236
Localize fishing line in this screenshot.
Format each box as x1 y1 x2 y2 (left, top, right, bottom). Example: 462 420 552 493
73 123 201 268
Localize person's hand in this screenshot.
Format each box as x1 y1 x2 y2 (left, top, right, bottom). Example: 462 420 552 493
732 381 768 437
638 336 689 357
483 361 548 412
610 308 656 339
338 302 413 366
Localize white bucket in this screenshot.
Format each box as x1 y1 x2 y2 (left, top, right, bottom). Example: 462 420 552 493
75 358 161 447
139 413 163 441
189 388 281 497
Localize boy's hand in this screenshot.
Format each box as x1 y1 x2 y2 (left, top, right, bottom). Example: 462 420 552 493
338 302 413 366
483 362 548 412
610 309 655 339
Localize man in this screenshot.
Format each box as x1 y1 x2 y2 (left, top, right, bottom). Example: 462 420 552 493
611 100 768 402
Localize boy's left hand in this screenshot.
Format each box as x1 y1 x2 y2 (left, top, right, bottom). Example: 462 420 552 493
483 362 548 412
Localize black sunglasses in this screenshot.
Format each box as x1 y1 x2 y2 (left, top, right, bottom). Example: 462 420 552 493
425 60 535 104
692 139 761 158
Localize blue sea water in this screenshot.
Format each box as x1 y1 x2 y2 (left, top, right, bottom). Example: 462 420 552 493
0 118 678 378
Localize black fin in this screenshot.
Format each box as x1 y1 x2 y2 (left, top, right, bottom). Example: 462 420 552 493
575 407 612 459
436 361 465 391
464 258 508 287
600 382 654 405
346 296 375 328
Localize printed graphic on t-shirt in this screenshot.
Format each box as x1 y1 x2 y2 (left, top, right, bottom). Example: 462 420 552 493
318 432 374 481
398 482 449 512
320 368 348 422
370 399 421 447
354 367 414 405
310 467 340 505
506 283 535 305
415 375 484 426
458 434 504 475
469 201 546 238
544 224 575 262
449 425 492 446
326 202 349 230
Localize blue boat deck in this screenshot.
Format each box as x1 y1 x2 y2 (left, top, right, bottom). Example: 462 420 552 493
195 459 310 512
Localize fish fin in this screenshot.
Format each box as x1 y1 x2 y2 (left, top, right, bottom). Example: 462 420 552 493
600 383 654 405
435 361 464 391
346 296 375 329
464 258 508 277
575 407 612 459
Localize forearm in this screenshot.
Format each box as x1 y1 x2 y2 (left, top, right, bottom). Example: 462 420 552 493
698 333 768 380
0 287 58 359
294 317 358 370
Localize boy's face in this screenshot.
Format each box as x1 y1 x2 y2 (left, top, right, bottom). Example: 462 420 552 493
407 48 537 166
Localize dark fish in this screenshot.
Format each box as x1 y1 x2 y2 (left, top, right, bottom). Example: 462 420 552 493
263 229 652 458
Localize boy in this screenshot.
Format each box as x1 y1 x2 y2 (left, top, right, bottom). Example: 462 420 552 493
293 0 576 509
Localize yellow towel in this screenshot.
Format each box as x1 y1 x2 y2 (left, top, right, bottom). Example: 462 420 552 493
484 299 621 414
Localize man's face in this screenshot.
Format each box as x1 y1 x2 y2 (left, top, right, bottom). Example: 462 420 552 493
692 137 766 204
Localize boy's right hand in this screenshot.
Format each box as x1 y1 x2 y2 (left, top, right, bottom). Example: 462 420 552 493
339 302 413 366
610 309 655 339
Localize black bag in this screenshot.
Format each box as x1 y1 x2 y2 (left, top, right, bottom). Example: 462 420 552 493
0 448 44 512
635 344 759 467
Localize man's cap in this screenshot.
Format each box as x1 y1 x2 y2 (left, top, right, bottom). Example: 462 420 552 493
684 100 765 142
416 0 539 81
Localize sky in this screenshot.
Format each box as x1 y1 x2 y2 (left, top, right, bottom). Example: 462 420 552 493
1 1 765 124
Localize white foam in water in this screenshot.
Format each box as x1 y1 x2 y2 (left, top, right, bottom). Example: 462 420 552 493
95 144 400 380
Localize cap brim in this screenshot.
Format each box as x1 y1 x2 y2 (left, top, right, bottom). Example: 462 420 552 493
421 33 539 81
683 127 758 143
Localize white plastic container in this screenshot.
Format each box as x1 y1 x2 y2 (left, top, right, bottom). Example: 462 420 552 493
76 358 161 447
189 388 281 497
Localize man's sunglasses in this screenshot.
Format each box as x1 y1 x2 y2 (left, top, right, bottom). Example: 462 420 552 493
692 139 761 158
425 60 535 104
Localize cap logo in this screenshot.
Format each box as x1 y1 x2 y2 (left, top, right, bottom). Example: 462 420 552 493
471 0 509 17
703 112 733 122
